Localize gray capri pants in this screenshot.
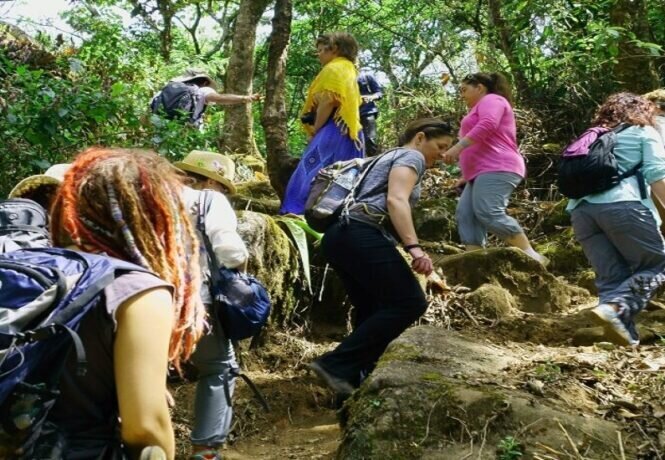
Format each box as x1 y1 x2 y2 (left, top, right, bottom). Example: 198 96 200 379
190 316 238 447
571 201 665 319
456 172 524 246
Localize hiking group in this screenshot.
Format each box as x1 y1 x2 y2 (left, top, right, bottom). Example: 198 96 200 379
1 29 665 460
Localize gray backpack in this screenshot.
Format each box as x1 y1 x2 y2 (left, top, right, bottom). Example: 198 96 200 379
0 198 50 253
150 81 206 124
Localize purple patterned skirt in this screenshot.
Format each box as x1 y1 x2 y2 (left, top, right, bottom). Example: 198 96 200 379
280 119 364 215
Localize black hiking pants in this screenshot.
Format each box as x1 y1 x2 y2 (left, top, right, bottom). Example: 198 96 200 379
361 114 379 156
319 220 428 386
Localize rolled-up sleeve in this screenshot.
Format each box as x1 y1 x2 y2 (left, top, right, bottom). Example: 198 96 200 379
641 126 665 185
205 193 249 269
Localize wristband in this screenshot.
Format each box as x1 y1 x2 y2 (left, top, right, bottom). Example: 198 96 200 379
404 244 422 251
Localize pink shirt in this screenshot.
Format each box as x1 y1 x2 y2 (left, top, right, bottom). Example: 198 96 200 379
459 93 525 181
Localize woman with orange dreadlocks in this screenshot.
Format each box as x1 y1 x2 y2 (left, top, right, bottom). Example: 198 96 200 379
47 148 206 460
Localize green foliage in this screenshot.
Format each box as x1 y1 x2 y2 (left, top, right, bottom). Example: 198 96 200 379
274 216 314 293
0 6 250 197
497 436 524 460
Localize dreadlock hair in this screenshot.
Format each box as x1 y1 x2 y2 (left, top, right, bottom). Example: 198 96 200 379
50 147 204 372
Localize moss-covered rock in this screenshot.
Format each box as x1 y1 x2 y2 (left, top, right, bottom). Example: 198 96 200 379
466 283 517 319
227 152 267 180
338 327 627 459
412 197 458 242
535 227 589 276
433 247 589 313
233 180 281 215
236 211 300 323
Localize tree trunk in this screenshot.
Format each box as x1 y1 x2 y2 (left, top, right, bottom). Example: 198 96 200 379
486 0 531 102
610 0 660 93
261 0 298 199
220 0 271 156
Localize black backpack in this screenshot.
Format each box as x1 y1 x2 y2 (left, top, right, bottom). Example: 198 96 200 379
150 81 206 124
0 199 50 253
557 123 646 199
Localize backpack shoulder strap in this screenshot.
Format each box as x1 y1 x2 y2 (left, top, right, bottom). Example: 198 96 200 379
612 124 647 199
339 149 397 222
612 122 632 134
197 190 221 278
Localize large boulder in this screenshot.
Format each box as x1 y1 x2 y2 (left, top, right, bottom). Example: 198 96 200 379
433 247 589 313
237 211 300 323
338 326 632 459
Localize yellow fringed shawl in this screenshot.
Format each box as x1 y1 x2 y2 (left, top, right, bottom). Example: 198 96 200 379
301 57 362 142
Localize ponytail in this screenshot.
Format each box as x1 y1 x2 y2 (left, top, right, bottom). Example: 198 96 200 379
462 72 512 104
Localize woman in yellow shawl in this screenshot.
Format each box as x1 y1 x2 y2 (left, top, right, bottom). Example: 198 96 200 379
280 32 364 214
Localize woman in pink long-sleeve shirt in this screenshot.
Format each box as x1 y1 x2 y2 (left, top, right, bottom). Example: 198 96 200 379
442 72 547 264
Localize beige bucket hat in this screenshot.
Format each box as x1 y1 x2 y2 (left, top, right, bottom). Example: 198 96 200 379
174 150 236 194
9 163 71 199
172 69 217 89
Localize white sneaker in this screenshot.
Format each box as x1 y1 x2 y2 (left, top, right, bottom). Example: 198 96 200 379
591 304 634 346
140 446 168 460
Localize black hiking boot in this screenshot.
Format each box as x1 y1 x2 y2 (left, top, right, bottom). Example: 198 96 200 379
308 361 354 397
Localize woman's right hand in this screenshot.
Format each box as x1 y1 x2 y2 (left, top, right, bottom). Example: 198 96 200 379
409 247 433 276
441 147 460 165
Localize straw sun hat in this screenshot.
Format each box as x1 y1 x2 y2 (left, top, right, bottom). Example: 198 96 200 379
172 69 217 89
174 150 237 194
9 163 71 199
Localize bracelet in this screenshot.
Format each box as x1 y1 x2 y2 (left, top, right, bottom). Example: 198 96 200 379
404 244 422 251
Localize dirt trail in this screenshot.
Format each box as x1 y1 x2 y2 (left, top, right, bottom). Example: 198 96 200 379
223 411 338 460
171 333 343 459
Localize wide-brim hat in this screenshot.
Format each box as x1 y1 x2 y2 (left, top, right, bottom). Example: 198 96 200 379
172 70 217 89
9 163 71 199
174 150 236 194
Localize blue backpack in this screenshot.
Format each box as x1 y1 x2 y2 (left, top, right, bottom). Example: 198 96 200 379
197 191 271 341
0 248 148 459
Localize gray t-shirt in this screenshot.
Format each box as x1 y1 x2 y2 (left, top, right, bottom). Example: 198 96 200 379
349 147 426 220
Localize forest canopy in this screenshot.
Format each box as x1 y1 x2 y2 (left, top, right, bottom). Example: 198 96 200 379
1 0 663 197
